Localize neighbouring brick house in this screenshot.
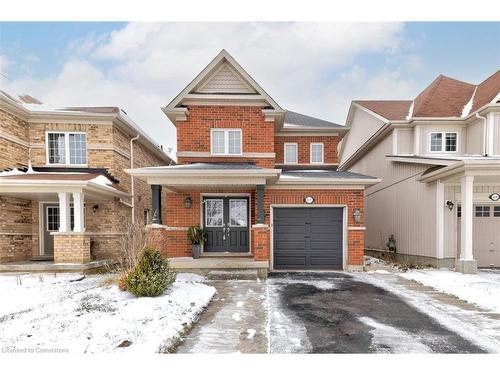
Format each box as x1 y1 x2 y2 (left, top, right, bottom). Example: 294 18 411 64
0 92 173 266
128 50 379 271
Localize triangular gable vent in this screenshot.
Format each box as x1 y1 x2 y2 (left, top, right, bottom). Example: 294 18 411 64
193 62 257 94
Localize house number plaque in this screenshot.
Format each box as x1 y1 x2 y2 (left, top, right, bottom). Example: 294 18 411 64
304 196 315 204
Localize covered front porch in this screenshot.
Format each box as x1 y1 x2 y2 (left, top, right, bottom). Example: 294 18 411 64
421 159 500 273
127 163 280 265
0 170 130 265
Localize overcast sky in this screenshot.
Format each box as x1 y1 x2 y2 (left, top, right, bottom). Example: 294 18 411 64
1 22 499 155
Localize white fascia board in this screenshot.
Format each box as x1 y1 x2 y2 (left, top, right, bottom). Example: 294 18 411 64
386 155 457 166
276 177 381 186
125 167 281 178
0 179 130 198
417 160 500 183
351 102 390 123
164 49 282 113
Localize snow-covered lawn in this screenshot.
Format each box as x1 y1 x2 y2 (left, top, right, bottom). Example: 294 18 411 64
0 272 215 353
400 269 500 313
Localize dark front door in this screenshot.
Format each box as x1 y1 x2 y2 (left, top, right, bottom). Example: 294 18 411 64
203 197 249 253
43 203 59 257
273 207 344 270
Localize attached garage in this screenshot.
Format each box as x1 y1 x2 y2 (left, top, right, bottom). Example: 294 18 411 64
272 207 345 270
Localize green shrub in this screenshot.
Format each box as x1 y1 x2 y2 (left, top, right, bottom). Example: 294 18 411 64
125 248 176 297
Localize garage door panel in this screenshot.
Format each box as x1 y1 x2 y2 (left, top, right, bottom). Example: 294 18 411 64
273 207 344 270
274 256 307 267
309 256 342 267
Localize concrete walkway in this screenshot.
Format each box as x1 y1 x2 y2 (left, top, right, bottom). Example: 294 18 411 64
176 279 268 353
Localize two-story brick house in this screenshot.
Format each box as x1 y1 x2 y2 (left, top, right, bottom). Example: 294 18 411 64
339 70 500 273
127 50 379 271
0 91 173 268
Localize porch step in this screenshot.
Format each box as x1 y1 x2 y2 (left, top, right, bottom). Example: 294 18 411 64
168 257 269 279
201 252 253 258
207 269 259 280
30 256 54 262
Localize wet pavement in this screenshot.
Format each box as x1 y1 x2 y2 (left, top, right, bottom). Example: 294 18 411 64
176 272 495 354
268 272 485 353
176 279 268 353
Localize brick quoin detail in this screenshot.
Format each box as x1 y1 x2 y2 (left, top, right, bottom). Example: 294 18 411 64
274 135 339 164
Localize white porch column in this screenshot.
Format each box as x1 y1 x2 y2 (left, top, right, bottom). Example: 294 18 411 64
456 175 477 273
72 192 85 233
58 192 71 232
435 180 444 259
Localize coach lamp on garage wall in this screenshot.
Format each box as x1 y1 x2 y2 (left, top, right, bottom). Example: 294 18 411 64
353 208 362 223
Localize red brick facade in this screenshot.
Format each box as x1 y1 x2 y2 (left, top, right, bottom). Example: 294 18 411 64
274 135 339 165
176 106 275 168
153 103 366 269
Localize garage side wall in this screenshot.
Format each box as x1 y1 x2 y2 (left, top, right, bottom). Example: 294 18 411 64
266 189 366 268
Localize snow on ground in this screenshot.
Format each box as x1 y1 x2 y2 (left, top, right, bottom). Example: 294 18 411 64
364 255 387 267
0 273 215 353
358 317 433 353
400 269 500 313
353 272 500 353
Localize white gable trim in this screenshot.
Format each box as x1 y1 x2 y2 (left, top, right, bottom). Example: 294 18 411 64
163 50 283 114
194 62 257 94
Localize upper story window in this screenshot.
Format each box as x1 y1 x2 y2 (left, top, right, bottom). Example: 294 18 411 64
284 143 298 164
211 129 242 155
430 132 458 153
46 132 87 165
310 143 324 164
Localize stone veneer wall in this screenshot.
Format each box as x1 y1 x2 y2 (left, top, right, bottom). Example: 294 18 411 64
53 233 91 263
0 108 170 263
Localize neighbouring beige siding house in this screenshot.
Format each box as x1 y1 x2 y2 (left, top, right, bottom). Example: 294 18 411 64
339 71 500 273
0 91 172 268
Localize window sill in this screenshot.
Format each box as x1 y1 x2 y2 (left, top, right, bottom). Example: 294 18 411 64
44 164 89 168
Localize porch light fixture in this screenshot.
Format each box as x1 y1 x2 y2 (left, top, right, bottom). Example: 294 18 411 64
92 204 99 213
445 200 454 211
184 196 192 209
353 209 362 223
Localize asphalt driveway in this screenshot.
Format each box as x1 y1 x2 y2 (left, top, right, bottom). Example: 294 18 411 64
177 271 497 354
268 272 484 353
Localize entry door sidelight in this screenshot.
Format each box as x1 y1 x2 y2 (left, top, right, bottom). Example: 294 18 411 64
203 197 249 253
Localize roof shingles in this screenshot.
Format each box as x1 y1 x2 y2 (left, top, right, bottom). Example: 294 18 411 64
354 70 499 121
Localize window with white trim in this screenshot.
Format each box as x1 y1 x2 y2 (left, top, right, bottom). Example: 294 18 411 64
429 132 457 153
284 143 298 164
310 143 324 164
475 206 490 217
47 132 87 165
210 129 242 155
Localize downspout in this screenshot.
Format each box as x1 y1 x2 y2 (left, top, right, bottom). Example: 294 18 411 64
128 134 140 224
476 113 487 156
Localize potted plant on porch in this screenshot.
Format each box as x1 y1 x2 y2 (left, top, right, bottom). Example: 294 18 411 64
187 226 207 259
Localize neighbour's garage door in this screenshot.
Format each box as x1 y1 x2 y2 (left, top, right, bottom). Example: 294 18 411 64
273 207 344 270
